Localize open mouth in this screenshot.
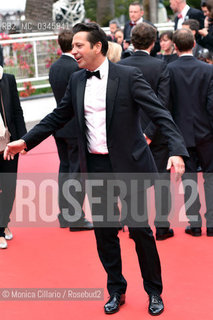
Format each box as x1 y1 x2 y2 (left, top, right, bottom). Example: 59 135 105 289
76 56 82 63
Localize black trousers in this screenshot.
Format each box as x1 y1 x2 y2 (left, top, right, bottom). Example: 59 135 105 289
182 137 213 228
0 154 19 230
87 153 162 296
55 137 85 223
150 143 171 228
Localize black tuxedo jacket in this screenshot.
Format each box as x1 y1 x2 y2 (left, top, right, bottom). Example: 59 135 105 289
174 7 204 30
118 51 170 144
49 54 79 138
123 20 160 56
23 61 188 174
0 73 26 141
168 56 213 147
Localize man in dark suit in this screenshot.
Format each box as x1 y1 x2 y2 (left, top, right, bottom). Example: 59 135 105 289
182 19 204 57
168 28 213 237
118 22 173 241
4 23 188 315
0 70 26 249
49 29 93 231
170 0 204 30
123 2 160 56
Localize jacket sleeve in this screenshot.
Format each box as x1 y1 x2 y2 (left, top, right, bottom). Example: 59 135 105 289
144 62 170 140
10 75 27 138
130 68 188 158
22 75 75 150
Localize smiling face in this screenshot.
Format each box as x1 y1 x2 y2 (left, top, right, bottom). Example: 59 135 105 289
71 31 103 70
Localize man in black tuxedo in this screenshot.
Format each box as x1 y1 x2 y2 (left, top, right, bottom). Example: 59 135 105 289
182 19 204 57
170 0 204 30
118 22 173 241
123 2 160 56
168 28 213 237
0 70 26 249
49 29 93 231
4 23 188 315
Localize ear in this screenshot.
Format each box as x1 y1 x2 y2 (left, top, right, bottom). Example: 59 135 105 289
94 41 102 54
193 40 196 48
174 43 180 56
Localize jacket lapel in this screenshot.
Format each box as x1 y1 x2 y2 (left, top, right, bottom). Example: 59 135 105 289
106 62 119 131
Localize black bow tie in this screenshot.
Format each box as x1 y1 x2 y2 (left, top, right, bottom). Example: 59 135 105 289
86 70 101 79
129 21 136 27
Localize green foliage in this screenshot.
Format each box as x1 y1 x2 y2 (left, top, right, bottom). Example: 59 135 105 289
84 0 133 24
114 0 132 19
84 0 97 22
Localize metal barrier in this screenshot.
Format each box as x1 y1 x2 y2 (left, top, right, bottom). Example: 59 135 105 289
0 22 174 93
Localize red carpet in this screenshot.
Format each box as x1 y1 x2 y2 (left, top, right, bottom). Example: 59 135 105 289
1 137 213 320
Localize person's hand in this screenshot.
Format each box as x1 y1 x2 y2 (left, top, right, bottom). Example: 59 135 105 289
167 156 185 181
198 28 208 37
3 139 27 160
144 134 152 145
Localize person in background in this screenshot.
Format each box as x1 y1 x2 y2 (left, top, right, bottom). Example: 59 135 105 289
157 31 178 63
114 28 124 46
0 67 26 249
107 19 120 42
197 47 213 63
168 28 213 237
107 41 122 63
118 22 174 240
124 2 160 56
182 19 204 57
198 0 213 52
49 29 93 231
170 0 204 29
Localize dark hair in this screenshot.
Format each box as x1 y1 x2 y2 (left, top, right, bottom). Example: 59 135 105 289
159 31 173 41
72 22 108 56
206 0 213 19
131 22 156 50
182 19 200 33
58 29 73 53
173 28 194 52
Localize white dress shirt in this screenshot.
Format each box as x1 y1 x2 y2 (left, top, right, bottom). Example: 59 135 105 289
177 4 190 29
84 58 109 154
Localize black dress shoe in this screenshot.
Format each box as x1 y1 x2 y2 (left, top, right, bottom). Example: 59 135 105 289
207 227 213 237
148 294 164 316
69 218 94 231
104 293 125 314
185 226 201 237
156 228 174 240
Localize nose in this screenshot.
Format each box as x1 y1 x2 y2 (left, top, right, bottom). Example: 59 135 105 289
71 46 77 55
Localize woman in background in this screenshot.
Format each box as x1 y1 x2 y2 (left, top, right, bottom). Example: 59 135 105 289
157 31 178 63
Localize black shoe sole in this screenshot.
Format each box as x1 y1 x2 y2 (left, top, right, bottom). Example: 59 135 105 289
104 300 125 314
185 231 201 237
156 233 174 241
148 308 164 316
